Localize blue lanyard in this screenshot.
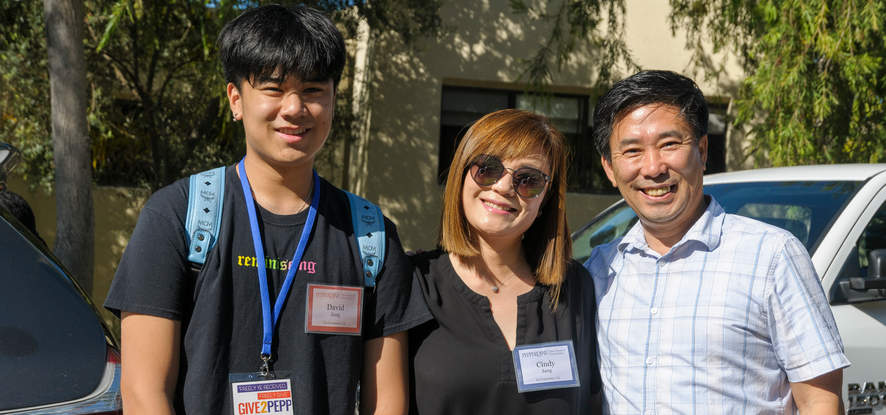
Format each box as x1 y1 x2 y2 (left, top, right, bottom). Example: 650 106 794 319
237 158 320 370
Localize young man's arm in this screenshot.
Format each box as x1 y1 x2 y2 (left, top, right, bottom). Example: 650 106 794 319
120 312 181 415
790 369 844 414
360 332 408 415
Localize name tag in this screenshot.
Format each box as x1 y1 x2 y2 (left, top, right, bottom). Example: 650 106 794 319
512 340 580 392
304 284 363 335
231 378 294 415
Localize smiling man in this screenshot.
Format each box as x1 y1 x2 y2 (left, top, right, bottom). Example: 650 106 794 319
584 70 849 414
105 5 427 415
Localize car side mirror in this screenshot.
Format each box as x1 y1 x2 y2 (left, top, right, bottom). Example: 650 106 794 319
833 249 886 304
0 142 21 190
847 249 886 291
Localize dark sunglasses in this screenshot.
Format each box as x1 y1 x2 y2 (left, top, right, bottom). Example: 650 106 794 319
468 155 550 198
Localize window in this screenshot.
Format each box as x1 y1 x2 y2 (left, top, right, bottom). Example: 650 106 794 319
439 86 613 193
439 88 510 184
831 201 886 304
736 203 812 246
706 104 728 174
439 86 728 192
570 180 862 262
837 202 886 280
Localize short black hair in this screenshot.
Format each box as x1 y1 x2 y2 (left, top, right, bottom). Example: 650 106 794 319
218 4 346 89
0 190 38 236
592 70 708 160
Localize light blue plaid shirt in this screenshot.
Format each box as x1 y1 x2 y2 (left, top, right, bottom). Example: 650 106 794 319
585 197 850 415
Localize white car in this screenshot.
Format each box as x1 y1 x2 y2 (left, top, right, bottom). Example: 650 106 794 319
572 164 886 414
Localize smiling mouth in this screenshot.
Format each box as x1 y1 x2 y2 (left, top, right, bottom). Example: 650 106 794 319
278 127 309 135
642 185 675 197
482 200 517 213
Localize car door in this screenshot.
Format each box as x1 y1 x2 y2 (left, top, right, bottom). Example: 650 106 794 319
820 173 886 414
0 213 122 414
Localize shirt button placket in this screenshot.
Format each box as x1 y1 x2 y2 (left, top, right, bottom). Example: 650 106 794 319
644 259 665 415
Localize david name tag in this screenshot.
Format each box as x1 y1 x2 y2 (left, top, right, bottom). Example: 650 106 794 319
231 378 294 415
512 340 580 392
305 283 363 335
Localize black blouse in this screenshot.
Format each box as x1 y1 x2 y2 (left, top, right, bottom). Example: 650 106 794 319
408 250 602 415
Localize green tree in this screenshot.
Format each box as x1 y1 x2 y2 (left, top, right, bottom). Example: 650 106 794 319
1 0 54 190
44 0 95 293
87 0 243 189
2 0 442 192
670 0 885 165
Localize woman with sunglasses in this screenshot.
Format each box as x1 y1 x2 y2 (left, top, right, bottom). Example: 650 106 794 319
409 109 602 414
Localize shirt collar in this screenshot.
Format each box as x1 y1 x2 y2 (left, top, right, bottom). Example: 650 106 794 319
617 195 725 256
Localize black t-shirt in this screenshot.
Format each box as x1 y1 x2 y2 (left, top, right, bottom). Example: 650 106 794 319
105 165 430 415
409 250 602 415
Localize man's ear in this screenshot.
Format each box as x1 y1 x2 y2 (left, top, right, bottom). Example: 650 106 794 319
697 134 708 170
227 82 241 119
601 155 618 188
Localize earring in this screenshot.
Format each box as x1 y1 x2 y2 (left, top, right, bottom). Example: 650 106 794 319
232 113 239 122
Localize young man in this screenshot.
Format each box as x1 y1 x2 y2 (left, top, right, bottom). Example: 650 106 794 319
105 5 427 414
584 70 849 414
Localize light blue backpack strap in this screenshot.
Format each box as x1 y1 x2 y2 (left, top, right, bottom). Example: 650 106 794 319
345 191 385 288
185 166 226 265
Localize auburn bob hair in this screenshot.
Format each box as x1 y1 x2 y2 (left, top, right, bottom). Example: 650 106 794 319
439 109 571 304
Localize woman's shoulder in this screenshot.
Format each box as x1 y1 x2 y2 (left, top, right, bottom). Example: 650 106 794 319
564 258 591 281
558 259 594 301
408 248 449 281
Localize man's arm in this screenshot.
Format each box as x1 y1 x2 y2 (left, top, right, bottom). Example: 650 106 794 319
791 369 844 414
360 332 408 415
120 312 181 415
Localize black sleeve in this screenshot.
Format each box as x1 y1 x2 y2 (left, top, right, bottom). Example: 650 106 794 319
362 217 433 339
103 181 191 320
569 260 603 396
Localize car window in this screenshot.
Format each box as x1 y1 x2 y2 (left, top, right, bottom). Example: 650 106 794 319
571 202 637 263
709 181 860 254
0 215 107 410
735 203 812 246
572 181 861 261
836 202 886 280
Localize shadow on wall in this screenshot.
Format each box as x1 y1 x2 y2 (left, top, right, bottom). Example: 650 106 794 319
359 1 619 250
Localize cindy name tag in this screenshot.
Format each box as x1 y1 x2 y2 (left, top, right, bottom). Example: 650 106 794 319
305 283 363 335
512 340 580 392
231 378 294 415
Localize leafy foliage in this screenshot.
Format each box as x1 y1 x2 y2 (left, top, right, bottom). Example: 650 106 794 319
0 0 441 191
670 0 886 165
0 1 54 190
86 0 244 189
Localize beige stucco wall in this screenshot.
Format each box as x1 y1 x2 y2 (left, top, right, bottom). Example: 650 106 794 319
362 0 743 250
623 1 742 97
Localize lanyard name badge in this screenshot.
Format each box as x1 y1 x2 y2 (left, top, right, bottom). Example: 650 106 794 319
229 158 320 415
512 340 581 393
